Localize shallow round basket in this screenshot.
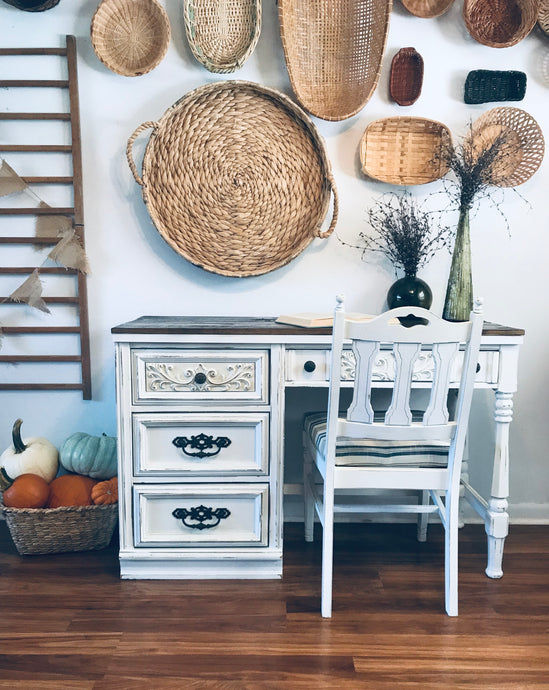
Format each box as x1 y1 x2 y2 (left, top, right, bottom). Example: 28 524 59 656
91 0 171 77
539 0 549 36
463 0 538 48
468 107 545 187
401 0 454 18
1 0 60 10
127 81 338 277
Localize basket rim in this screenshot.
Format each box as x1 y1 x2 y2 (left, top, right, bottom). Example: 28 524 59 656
2 501 118 516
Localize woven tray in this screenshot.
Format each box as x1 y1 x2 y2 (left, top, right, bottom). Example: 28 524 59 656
127 81 338 277
278 0 392 121
539 0 549 35
390 47 424 106
183 0 261 73
469 107 545 187
360 117 452 185
1 0 59 9
91 0 171 77
401 0 454 18
463 0 538 48
2 501 118 555
464 70 527 104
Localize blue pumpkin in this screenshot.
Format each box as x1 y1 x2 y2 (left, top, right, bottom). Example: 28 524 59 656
60 432 117 479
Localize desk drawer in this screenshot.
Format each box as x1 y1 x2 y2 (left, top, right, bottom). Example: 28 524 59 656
133 412 269 476
132 349 269 403
134 484 269 547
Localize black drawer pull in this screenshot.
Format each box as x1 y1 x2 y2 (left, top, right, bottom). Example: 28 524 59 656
172 505 231 530
193 372 207 385
476 362 481 373
304 360 316 373
172 433 231 458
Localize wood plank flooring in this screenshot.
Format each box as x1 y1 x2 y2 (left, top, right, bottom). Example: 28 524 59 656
1 520 548 688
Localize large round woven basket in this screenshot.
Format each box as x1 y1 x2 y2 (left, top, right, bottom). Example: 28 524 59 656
127 81 338 277
1 0 59 10
539 0 549 36
463 0 538 48
91 0 171 77
401 0 454 18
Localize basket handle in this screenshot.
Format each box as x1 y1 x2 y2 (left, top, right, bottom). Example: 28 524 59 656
314 173 339 239
126 121 159 186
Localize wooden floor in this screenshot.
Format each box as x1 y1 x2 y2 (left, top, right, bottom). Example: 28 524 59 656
1 520 549 689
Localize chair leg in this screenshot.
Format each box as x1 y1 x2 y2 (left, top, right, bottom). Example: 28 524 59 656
321 501 334 618
445 492 460 616
303 446 315 543
417 489 430 542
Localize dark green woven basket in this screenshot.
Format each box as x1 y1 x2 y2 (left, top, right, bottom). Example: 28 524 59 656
464 70 527 105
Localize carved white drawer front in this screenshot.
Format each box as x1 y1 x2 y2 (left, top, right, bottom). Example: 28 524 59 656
132 349 269 403
133 412 269 476
134 484 269 547
285 348 499 386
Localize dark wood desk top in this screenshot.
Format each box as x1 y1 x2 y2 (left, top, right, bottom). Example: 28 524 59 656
112 316 525 338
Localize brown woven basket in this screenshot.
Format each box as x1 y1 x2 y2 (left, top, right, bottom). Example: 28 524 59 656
469 107 545 187
91 0 171 77
401 0 454 18
127 81 338 277
539 0 549 36
463 0 538 48
2 501 118 555
1 0 59 9
183 0 261 73
389 47 424 106
360 117 452 185
278 0 392 121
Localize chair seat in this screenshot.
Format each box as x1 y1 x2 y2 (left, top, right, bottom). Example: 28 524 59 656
304 412 450 468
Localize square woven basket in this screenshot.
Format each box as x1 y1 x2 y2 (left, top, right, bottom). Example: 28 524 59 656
1 500 118 555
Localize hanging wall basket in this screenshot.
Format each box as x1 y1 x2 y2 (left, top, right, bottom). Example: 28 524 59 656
539 0 549 36
127 81 338 277
401 0 454 18
389 47 424 106
463 0 538 48
1 0 60 10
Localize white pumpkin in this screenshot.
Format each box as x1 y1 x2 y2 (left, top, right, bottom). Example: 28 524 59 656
0 419 59 489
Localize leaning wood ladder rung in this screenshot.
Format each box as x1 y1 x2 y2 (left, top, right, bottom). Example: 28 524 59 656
0 35 91 399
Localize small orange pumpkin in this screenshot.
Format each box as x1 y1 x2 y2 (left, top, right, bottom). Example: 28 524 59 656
2 472 50 509
47 474 97 508
91 476 118 505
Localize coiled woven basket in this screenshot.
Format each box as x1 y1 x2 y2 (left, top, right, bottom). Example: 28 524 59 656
463 0 538 47
127 81 338 277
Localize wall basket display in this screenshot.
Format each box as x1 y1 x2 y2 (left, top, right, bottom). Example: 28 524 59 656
126 81 338 277
401 0 454 18
0 0 59 10
389 47 424 106
463 0 538 48
90 0 171 77
183 0 261 73
539 0 549 36
278 0 392 121
359 116 452 185
464 70 527 104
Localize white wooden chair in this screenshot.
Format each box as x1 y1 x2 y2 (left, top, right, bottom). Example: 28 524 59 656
302 295 484 617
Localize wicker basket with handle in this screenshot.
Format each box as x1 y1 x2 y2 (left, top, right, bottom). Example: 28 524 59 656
463 0 538 48
127 81 338 277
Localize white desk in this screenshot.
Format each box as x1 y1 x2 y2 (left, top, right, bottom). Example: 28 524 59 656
112 317 524 580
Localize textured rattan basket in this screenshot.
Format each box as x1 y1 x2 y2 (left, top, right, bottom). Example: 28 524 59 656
91 0 171 77
389 47 424 106
1 0 60 10
464 70 527 104
468 107 545 187
401 0 454 18
183 0 261 73
127 81 338 277
360 117 452 185
278 0 392 121
2 501 118 555
539 0 549 36
463 0 538 48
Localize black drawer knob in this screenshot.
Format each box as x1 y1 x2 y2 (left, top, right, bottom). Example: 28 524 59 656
304 360 316 373
194 372 207 385
476 362 481 373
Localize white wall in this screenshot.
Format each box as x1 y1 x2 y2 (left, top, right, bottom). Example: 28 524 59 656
1 0 548 521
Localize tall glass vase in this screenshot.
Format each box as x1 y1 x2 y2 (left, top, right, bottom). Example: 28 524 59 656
443 205 473 322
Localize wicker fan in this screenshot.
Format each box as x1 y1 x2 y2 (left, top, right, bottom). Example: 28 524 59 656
463 0 538 48
1 0 59 9
401 0 454 18
278 0 392 121
91 0 171 77
469 107 544 187
539 0 549 35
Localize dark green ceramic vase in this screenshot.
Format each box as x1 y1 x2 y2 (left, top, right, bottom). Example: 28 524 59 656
387 275 433 310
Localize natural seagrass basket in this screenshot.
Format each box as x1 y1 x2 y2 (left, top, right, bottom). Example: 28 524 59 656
401 0 454 18
1 0 60 10
389 47 424 106
463 0 538 48
469 106 545 187
278 0 392 121
91 0 171 77
2 501 118 555
360 116 452 185
183 0 261 73
127 81 338 277
539 0 549 36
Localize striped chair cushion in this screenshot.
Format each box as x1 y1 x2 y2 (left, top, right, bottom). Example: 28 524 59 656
303 412 450 468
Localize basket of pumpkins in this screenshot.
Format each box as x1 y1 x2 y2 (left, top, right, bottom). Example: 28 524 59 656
0 420 118 555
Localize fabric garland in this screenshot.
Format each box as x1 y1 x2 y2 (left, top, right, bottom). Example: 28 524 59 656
8 269 51 314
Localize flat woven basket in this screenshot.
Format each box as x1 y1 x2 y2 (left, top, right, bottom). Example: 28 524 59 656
539 0 549 36
278 0 392 121
127 81 338 277
183 0 261 73
463 0 538 48
464 70 527 104
360 116 452 185
1 0 60 10
469 106 545 187
91 0 171 77
401 0 454 18
389 47 424 106
2 501 118 555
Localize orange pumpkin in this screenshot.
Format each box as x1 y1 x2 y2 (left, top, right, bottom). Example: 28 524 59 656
91 476 118 505
47 473 97 508
2 472 50 509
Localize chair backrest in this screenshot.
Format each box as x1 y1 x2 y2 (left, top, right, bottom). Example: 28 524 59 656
325 296 484 468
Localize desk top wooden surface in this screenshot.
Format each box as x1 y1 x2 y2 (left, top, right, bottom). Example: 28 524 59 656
112 316 525 337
